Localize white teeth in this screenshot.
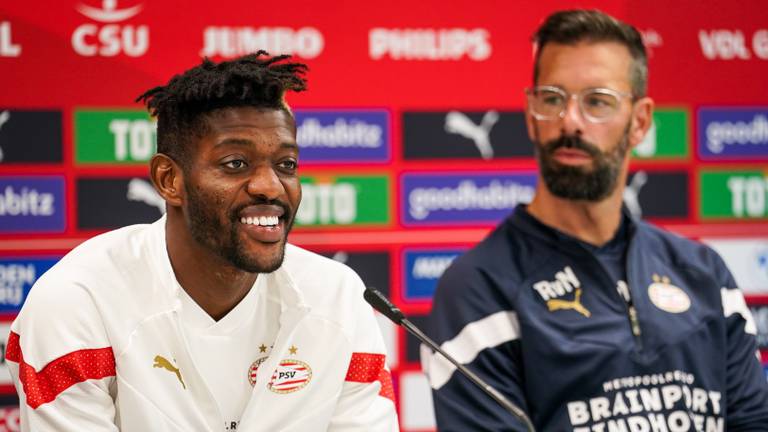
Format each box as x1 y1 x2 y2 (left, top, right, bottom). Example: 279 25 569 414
241 215 280 226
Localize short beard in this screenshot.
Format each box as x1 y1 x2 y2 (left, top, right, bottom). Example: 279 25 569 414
185 184 293 274
536 125 630 201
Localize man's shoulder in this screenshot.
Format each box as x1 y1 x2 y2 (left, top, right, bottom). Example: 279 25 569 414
23 221 165 314
432 218 538 313
279 244 372 333
634 220 725 270
446 215 545 281
282 244 365 301
47 222 159 281
282 243 358 281
13 220 188 371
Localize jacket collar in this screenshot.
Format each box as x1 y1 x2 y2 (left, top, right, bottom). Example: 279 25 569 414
508 203 638 252
148 215 309 316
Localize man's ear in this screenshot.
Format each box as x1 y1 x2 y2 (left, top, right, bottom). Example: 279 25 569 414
150 153 184 208
628 97 654 150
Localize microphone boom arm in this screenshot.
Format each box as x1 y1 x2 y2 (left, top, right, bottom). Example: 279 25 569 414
401 318 535 432
363 288 535 431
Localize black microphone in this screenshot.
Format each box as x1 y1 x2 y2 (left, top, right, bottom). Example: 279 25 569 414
364 288 535 432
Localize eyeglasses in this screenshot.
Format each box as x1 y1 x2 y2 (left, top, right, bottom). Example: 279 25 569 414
525 86 634 123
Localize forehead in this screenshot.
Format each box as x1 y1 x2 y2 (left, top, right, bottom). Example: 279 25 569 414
536 41 633 92
202 106 296 141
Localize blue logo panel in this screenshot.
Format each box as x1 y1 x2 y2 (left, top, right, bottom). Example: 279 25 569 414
0 257 59 313
401 172 536 226
698 108 768 158
295 110 390 163
403 249 465 301
0 177 65 233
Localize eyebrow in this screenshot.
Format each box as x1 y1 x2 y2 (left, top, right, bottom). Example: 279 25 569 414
214 138 299 151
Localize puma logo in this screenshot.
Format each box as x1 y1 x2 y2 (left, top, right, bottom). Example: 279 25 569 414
0 110 9 132
623 170 648 218
331 251 348 264
0 110 9 162
127 178 165 214
444 110 499 160
534 267 592 318
153 355 186 389
546 288 591 317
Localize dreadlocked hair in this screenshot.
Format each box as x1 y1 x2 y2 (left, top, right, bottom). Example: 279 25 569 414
136 51 308 168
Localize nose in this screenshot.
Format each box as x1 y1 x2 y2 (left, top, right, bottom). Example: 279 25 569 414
561 94 585 136
246 166 284 201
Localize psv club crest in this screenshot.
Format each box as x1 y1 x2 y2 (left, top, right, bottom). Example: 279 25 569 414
268 359 313 394
647 274 690 314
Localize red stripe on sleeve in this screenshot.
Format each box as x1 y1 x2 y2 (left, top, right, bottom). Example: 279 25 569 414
345 352 395 403
377 368 395 402
6 331 116 409
5 332 20 363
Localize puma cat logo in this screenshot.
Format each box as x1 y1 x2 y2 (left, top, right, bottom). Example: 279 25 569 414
534 266 591 318
546 288 591 318
0 110 9 162
153 355 186 389
444 110 499 159
127 178 165 214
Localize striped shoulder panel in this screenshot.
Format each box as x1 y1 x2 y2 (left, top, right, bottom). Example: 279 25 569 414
6 331 116 409
422 310 520 390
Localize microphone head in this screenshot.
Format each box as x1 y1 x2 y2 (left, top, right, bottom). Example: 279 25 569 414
364 288 405 325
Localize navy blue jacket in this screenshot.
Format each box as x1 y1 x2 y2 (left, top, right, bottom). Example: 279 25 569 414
425 205 768 431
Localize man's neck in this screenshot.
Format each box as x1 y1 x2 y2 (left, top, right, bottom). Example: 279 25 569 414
526 182 625 247
164 215 257 321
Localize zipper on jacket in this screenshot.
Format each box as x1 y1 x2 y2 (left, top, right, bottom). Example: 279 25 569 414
617 280 643 351
627 302 643 350
549 209 644 353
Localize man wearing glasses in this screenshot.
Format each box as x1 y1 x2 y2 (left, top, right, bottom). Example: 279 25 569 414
423 9 768 431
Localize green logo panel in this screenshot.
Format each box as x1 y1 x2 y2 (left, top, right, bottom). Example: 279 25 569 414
297 175 390 226
75 110 156 164
700 169 768 219
632 109 689 159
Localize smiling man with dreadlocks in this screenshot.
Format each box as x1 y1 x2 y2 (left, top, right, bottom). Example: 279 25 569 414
7 53 398 432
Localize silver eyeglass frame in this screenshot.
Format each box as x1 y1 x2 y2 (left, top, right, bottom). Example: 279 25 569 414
525 85 634 124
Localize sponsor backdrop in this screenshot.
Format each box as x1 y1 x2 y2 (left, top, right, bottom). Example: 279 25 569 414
1 0 767 429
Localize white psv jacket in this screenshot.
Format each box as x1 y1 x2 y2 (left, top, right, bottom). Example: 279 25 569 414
6 218 399 431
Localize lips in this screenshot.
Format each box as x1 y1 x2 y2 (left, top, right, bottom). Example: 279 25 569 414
239 204 285 218
552 148 592 166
